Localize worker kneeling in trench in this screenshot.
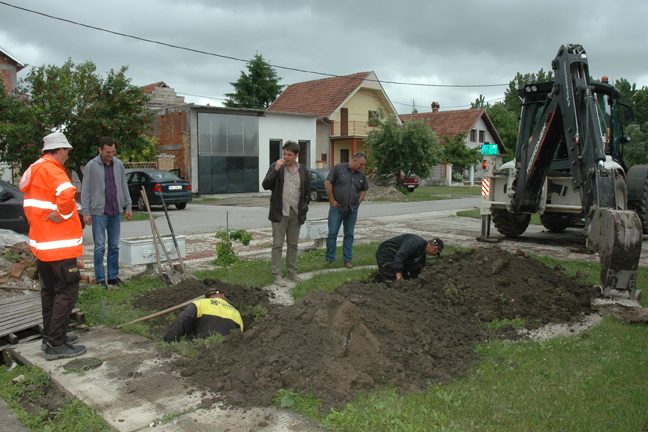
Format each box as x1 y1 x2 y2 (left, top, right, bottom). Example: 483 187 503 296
163 288 244 342
376 234 443 285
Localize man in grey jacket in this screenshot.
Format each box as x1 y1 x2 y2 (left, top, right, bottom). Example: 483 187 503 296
81 137 132 289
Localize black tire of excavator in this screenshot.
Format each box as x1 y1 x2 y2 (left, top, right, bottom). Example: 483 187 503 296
492 209 531 238
627 176 648 234
539 212 572 233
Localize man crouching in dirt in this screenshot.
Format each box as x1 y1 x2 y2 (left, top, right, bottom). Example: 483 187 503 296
163 288 244 342
376 234 443 285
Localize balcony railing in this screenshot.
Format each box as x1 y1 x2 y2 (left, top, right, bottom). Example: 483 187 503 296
331 121 373 137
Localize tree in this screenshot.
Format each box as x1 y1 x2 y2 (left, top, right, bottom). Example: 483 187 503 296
624 122 648 167
365 108 442 188
471 94 489 109
482 68 554 161
486 103 518 161
441 132 480 168
224 53 284 109
0 59 152 174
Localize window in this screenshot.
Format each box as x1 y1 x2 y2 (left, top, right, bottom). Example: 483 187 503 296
470 129 477 142
479 131 485 143
340 149 350 163
197 112 259 157
368 110 377 120
269 139 282 164
299 140 310 168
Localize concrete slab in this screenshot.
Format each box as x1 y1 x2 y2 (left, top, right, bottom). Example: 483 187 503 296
8 327 320 432
0 396 29 432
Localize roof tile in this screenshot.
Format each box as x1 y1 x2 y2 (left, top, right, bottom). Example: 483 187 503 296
268 72 372 118
400 109 485 140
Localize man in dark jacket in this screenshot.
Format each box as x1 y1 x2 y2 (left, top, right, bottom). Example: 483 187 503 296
261 141 311 287
163 288 244 342
376 234 443 284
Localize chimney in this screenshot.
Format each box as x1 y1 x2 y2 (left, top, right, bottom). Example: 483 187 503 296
431 102 440 113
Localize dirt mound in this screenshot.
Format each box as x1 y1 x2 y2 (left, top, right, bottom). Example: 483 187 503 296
132 278 274 333
364 179 407 202
172 247 597 412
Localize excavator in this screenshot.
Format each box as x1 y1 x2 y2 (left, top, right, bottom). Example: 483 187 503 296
479 44 644 301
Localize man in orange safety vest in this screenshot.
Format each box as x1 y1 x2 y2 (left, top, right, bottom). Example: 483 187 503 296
19 132 87 360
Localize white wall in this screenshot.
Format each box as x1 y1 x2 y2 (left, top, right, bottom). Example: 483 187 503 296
259 112 317 192
463 117 498 150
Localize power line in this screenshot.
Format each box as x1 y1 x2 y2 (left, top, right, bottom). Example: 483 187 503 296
0 1 508 89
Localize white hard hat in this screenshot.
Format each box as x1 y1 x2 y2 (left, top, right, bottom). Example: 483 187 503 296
42 132 73 151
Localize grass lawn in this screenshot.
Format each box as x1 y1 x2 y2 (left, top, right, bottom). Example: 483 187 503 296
0 365 110 431
122 211 150 222
3 242 648 431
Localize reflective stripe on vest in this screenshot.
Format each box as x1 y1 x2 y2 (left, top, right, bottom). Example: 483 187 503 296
29 237 83 251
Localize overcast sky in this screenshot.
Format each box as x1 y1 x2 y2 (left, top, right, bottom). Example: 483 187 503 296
1 0 647 114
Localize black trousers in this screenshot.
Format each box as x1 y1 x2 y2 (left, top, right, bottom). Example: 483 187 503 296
375 250 422 284
36 258 80 347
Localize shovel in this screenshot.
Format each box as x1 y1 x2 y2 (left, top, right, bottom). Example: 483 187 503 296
141 187 181 285
159 190 186 273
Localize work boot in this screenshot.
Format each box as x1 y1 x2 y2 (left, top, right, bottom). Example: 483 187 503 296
41 334 79 351
344 261 353 269
44 342 87 361
324 260 332 265
274 276 287 287
287 274 302 282
96 280 108 290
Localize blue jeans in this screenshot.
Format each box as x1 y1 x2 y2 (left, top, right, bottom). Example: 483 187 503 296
326 206 358 263
91 214 121 282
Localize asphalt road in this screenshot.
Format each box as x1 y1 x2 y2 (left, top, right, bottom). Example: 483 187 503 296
82 197 482 245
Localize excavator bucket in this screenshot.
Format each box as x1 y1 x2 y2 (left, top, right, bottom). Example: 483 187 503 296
587 207 643 300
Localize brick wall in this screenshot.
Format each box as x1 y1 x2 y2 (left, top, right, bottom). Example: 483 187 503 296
151 110 189 179
0 70 10 93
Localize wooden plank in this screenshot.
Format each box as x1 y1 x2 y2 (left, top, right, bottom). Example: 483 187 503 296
0 310 43 327
0 318 43 338
0 301 42 317
0 316 43 335
0 314 43 332
0 304 42 319
0 305 42 324
0 295 41 307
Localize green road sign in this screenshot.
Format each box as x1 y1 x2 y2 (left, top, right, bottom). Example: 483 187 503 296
481 144 498 155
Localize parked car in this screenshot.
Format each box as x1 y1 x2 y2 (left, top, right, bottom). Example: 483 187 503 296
308 169 330 202
0 179 29 234
126 169 192 210
398 172 420 192
0 179 86 234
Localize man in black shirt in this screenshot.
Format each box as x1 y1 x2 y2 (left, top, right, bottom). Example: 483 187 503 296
376 234 443 284
324 153 369 268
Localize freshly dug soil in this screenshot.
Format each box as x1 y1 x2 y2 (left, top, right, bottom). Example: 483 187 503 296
16 380 68 422
132 278 274 336
162 247 598 412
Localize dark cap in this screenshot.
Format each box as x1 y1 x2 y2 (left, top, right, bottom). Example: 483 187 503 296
205 288 220 298
429 238 444 255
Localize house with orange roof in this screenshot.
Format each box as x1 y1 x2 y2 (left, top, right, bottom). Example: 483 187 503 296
400 103 505 185
268 71 400 168
0 45 25 95
400 102 504 151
